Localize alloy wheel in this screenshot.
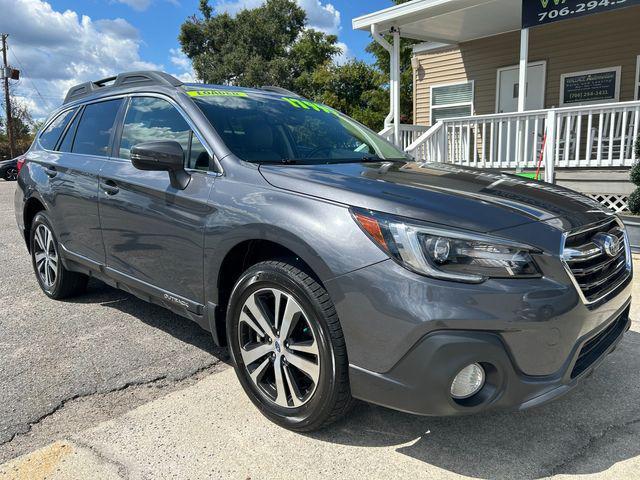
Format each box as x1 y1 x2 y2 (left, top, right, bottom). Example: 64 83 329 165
33 224 59 288
238 288 320 408
6 168 18 181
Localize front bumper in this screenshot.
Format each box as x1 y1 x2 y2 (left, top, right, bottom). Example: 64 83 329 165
325 257 633 416
348 303 630 416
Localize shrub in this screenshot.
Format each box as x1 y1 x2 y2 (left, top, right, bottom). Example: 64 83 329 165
631 160 640 187
629 188 640 215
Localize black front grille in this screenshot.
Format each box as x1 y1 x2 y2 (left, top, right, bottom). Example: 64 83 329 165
563 219 631 304
571 311 628 378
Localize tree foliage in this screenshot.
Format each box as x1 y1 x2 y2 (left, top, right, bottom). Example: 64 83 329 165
179 0 403 131
365 0 416 123
0 100 36 160
180 0 339 90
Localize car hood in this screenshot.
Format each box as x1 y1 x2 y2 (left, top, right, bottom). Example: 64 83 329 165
259 161 611 233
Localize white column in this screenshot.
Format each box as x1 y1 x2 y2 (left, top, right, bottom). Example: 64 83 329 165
392 28 401 147
516 28 529 167
517 28 529 112
545 109 556 183
370 25 394 130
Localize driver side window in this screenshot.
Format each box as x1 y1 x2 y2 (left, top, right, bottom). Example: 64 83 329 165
119 97 210 170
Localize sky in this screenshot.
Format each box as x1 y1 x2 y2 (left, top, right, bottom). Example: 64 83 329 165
0 0 395 119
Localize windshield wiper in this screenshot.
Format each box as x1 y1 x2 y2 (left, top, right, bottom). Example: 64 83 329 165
258 158 299 165
359 156 406 163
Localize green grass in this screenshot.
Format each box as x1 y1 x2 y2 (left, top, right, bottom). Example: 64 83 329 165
514 172 539 180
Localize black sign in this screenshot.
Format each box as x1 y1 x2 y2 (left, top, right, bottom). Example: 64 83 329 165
561 69 619 105
522 0 640 29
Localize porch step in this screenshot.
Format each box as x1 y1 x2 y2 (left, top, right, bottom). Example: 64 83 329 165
506 169 634 195
554 169 634 195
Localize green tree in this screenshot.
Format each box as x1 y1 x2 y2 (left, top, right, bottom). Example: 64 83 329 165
178 0 399 131
299 60 388 130
0 100 35 160
179 0 339 90
365 0 416 123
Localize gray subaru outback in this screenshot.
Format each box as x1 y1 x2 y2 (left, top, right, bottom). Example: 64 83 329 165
15 71 633 431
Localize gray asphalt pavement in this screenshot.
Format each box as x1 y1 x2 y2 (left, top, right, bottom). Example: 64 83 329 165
1 179 640 479
0 180 228 461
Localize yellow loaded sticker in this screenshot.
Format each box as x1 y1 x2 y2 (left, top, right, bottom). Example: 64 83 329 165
281 97 339 115
187 90 249 97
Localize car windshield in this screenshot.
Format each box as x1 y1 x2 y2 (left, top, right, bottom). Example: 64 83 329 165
187 88 409 164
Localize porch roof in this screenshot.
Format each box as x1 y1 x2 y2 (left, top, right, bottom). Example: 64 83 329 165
352 0 521 43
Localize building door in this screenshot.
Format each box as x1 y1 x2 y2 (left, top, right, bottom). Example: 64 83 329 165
496 62 546 113
496 62 546 166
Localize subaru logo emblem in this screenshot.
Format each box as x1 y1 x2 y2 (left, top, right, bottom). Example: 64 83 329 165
593 232 621 258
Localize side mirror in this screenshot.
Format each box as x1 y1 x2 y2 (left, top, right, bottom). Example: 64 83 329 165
130 140 191 190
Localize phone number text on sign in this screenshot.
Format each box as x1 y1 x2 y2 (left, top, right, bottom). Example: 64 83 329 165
522 0 640 29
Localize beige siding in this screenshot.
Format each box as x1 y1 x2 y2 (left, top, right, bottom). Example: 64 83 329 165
414 8 640 126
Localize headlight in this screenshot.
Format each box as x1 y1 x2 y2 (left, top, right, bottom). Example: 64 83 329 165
352 208 541 283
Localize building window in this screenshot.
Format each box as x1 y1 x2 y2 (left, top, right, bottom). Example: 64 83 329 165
430 81 474 124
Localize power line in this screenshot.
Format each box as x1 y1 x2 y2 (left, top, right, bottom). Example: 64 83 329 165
9 48 51 106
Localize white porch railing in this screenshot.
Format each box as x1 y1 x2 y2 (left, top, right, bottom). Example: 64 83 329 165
406 101 640 180
380 124 429 150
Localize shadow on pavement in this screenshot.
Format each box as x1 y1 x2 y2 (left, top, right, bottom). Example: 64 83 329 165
310 330 640 480
66 279 229 360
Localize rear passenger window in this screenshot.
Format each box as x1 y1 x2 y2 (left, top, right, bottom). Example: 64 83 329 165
72 99 122 156
119 97 205 168
58 109 81 153
39 109 75 150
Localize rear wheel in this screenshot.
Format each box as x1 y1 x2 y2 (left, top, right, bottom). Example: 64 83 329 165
227 261 352 431
30 212 88 299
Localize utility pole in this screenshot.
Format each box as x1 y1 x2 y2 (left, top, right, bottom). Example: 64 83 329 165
1 34 16 159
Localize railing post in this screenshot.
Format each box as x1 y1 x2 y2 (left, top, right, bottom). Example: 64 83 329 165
544 109 556 183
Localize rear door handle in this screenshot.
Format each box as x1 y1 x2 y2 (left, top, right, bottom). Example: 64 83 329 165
45 166 57 178
100 180 119 195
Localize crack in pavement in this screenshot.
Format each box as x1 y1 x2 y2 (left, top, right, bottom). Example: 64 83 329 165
0 360 226 453
540 414 640 477
72 438 131 480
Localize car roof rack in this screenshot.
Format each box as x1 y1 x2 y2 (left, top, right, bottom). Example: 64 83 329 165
63 71 184 105
260 86 301 97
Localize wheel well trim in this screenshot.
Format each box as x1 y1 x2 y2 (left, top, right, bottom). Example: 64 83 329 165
22 193 49 251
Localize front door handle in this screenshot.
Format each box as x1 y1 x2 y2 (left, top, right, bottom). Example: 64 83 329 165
100 180 119 195
45 166 57 178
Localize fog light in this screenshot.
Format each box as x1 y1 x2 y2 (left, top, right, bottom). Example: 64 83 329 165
450 363 485 399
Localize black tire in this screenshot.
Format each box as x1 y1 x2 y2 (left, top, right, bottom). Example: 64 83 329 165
30 211 88 299
227 261 352 431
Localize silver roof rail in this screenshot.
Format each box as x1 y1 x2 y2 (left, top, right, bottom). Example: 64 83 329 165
260 86 301 97
63 71 183 104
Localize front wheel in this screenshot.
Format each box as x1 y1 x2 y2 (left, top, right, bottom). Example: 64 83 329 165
227 261 352 431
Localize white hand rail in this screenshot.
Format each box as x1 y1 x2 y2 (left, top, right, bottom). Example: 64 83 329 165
407 101 640 171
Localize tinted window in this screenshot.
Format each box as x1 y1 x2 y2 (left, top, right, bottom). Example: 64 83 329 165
58 109 81 153
188 134 210 170
191 90 408 164
119 97 191 161
39 109 75 150
72 99 122 156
